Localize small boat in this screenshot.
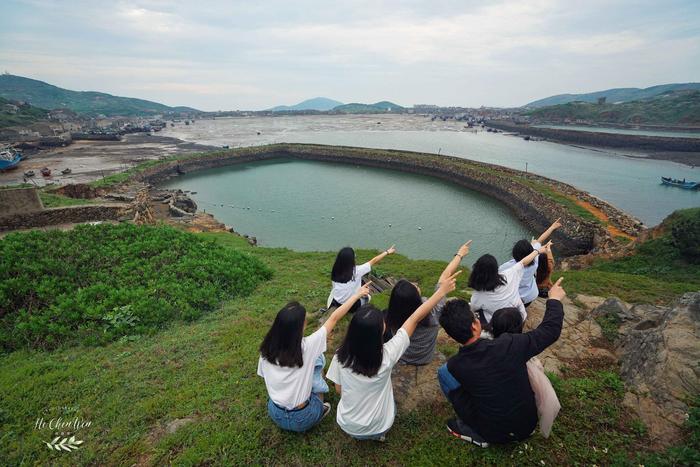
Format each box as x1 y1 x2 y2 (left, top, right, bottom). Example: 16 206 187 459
61 168 72 175
661 177 699 189
40 167 51 177
0 147 22 171
24 170 35 177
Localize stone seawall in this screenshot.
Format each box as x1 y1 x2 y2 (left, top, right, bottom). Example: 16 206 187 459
136 144 645 257
487 121 700 153
0 204 128 232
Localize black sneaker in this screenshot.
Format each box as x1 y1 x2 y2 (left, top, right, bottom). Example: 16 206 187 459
447 418 489 448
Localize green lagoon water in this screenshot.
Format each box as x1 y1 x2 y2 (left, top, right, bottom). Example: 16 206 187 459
162 159 531 261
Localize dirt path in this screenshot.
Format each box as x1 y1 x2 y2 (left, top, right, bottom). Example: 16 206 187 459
573 198 635 240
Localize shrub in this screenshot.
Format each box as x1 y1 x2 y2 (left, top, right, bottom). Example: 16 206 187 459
671 215 700 264
0 224 272 351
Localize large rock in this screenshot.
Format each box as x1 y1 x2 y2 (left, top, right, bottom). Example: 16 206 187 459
592 297 636 322
617 292 700 446
392 352 446 412
173 196 197 213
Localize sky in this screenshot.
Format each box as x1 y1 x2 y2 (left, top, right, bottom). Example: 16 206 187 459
1 0 699 111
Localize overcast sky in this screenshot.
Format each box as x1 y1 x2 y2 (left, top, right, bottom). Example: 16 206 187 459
1 0 699 110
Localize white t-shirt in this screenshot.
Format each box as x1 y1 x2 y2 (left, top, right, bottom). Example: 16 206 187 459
257 327 327 410
331 262 371 304
469 262 526 323
499 241 541 305
326 328 410 437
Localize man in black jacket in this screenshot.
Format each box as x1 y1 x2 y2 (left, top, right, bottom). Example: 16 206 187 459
437 277 566 447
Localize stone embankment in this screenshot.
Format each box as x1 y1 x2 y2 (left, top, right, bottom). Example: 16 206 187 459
135 143 645 257
0 204 129 232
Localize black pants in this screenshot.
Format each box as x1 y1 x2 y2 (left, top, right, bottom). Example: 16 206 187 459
330 298 361 313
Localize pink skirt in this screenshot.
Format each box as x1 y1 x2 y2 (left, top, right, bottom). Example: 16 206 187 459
527 357 561 438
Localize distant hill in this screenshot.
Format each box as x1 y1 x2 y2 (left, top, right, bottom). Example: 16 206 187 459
526 83 700 108
0 97 48 129
332 101 404 113
269 97 343 112
525 90 700 126
0 74 198 117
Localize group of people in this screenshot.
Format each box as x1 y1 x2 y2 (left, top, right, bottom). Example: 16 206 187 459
257 219 565 447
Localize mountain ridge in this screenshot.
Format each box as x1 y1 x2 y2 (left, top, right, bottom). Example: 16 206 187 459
269 97 343 111
526 83 700 108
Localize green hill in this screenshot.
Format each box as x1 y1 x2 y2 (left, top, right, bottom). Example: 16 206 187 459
0 74 199 117
526 83 700 108
525 90 700 126
0 97 48 128
269 97 343 111
332 101 404 113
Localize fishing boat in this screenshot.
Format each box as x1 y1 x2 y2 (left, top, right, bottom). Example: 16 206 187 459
61 168 72 175
661 177 699 189
0 147 22 171
40 167 51 177
24 170 35 177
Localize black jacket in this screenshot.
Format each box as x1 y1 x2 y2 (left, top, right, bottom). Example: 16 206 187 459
446 299 564 443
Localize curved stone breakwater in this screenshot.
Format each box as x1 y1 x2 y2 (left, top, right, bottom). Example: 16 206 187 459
136 143 645 257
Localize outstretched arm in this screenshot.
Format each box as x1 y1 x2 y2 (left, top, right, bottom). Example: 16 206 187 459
439 241 471 283
369 244 396 266
521 241 551 267
401 271 461 337
322 283 371 334
536 218 562 245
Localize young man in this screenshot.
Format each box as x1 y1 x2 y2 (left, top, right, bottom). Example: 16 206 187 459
499 218 562 308
437 278 567 447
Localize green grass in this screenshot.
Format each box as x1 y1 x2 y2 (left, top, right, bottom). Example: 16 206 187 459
0 226 683 465
515 177 602 224
38 191 95 208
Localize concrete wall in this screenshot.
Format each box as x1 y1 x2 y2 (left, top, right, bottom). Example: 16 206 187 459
0 187 43 216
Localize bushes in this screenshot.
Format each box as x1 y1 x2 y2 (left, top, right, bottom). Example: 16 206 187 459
670 209 700 264
0 223 271 351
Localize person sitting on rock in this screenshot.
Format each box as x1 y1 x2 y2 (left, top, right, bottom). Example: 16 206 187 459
257 283 370 433
326 271 461 441
437 278 566 447
486 307 561 438
536 241 556 298
499 218 562 309
468 244 548 324
384 241 472 365
328 245 396 313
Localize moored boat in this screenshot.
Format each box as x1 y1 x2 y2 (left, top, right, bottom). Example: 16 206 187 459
0 147 22 171
661 176 699 189
61 168 72 175
41 167 51 177
24 170 35 177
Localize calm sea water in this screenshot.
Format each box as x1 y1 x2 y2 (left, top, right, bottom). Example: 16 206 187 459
535 124 700 139
162 115 700 226
162 159 532 261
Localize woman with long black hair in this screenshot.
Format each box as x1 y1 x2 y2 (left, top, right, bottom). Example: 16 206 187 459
257 283 371 432
326 270 461 441
329 245 396 312
384 241 471 365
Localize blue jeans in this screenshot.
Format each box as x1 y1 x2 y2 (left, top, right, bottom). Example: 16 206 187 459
267 354 329 432
438 363 461 402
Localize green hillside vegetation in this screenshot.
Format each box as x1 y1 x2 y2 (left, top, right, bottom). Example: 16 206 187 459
526 90 700 126
0 74 198 117
332 101 404 113
0 96 48 128
1 222 697 464
526 82 700 107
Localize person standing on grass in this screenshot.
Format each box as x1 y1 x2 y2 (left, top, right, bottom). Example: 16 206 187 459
468 242 550 324
384 241 472 365
437 278 566 447
257 283 371 433
499 218 562 308
326 270 462 441
329 245 396 312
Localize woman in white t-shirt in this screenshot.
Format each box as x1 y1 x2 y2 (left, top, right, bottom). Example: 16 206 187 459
468 243 549 324
329 245 396 312
326 270 461 441
258 283 371 433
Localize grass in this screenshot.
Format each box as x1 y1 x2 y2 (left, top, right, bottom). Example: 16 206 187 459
38 191 95 208
0 226 684 465
515 177 602 224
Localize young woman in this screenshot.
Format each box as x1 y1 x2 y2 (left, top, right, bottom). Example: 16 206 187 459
326 270 461 441
536 242 555 298
257 283 371 432
384 241 471 365
468 241 550 323
488 307 561 438
329 245 396 312
499 219 562 308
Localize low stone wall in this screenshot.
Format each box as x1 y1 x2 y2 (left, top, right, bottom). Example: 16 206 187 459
135 144 645 257
0 204 129 232
0 187 43 215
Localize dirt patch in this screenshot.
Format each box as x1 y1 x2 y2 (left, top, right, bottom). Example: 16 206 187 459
573 198 636 240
